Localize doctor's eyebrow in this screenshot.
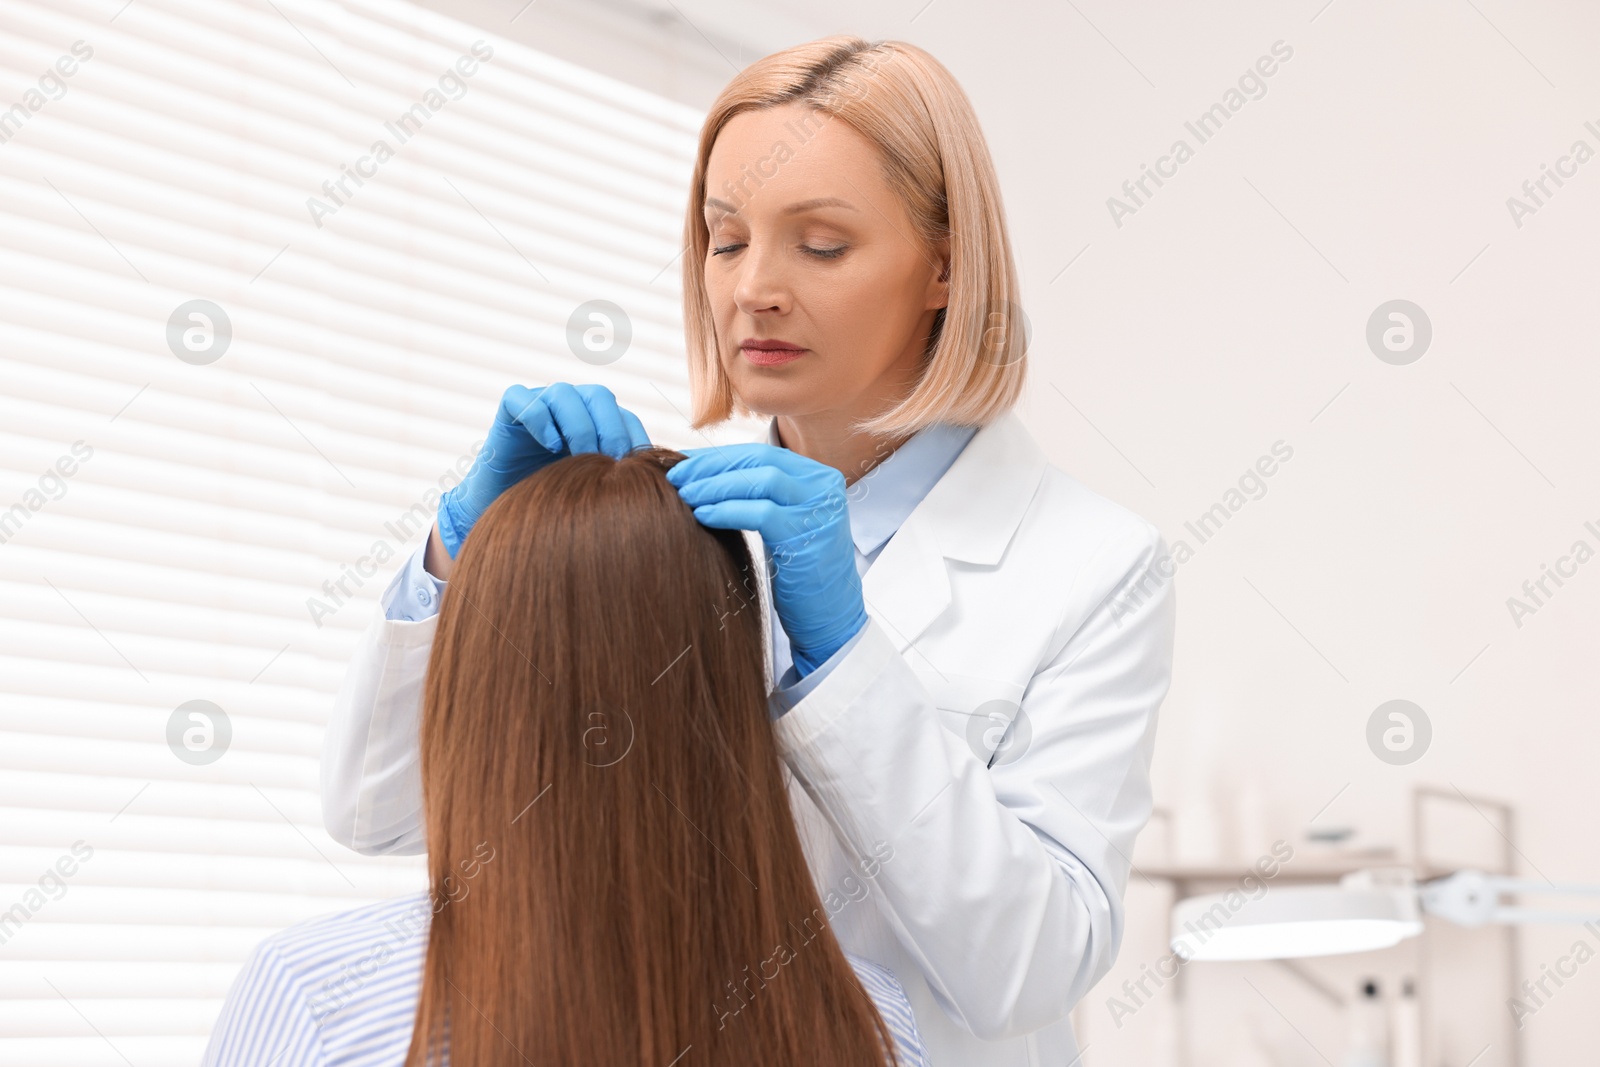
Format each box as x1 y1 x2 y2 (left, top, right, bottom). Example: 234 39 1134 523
703 196 857 216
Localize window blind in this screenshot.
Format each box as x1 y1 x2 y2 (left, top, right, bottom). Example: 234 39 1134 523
0 0 748 1061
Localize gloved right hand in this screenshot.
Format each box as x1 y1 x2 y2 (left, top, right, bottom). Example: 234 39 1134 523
663 443 868 678
437 382 651 559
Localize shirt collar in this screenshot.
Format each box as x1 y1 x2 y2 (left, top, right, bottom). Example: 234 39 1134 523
765 417 980 559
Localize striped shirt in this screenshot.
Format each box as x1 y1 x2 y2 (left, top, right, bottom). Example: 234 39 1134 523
202 892 929 1066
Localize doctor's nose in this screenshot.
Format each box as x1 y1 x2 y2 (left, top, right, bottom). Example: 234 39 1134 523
730 243 792 316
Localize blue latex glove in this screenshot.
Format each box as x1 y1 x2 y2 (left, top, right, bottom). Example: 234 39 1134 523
664 443 867 677
438 383 651 559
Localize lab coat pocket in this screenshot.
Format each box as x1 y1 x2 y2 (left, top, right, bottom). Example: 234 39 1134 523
915 669 1028 763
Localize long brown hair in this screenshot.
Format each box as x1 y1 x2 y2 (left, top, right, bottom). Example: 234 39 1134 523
404 447 900 1066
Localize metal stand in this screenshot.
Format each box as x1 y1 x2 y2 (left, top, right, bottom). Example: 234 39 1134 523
1410 786 1520 1067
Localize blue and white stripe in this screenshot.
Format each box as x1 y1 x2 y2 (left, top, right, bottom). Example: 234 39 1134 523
846 953 932 1067
203 891 929 1066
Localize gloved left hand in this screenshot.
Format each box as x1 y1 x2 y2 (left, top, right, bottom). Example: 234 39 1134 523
437 383 650 560
664 443 867 677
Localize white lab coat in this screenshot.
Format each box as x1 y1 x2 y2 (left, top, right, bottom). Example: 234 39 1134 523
320 409 1176 1066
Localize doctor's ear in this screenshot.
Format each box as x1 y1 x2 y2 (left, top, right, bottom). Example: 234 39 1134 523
928 236 951 308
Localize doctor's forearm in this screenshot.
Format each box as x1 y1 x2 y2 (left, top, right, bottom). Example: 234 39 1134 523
423 522 453 582
322 544 438 855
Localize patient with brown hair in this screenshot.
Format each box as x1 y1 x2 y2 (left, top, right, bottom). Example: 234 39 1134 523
203 447 927 1067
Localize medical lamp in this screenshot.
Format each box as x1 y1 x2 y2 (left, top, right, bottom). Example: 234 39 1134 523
1170 868 1600 961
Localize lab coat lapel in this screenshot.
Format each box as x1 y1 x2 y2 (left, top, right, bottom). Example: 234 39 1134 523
862 410 1048 655
751 410 1048 666
860 510 950 655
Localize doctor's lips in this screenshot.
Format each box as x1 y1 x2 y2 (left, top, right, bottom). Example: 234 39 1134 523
740 338 807 367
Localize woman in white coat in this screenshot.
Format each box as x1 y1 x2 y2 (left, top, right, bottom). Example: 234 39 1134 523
321 34 1176 1067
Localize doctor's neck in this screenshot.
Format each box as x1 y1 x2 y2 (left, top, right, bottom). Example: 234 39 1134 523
774 411 915 488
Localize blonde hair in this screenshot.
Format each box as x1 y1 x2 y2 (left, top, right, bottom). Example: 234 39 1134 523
682 35 1028 438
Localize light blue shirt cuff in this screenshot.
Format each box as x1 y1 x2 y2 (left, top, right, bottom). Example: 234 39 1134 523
381 542 446 622
767 623 868 719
